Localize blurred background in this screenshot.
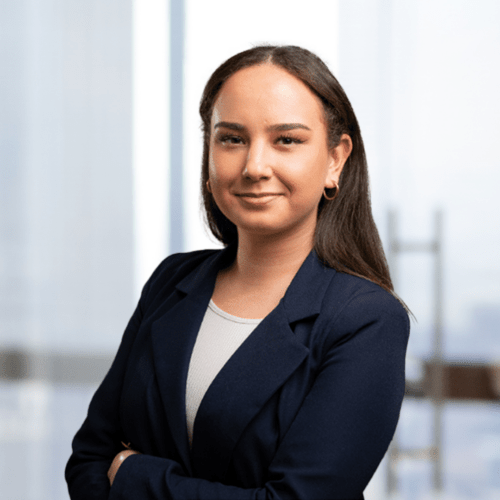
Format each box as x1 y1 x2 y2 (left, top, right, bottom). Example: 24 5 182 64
1 0 499 498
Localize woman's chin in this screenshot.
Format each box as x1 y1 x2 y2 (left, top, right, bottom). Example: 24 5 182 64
234 217 316 242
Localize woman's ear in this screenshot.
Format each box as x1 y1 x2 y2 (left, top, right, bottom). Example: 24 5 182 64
325 134 353 188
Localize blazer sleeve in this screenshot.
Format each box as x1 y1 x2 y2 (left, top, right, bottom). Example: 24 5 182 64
65 263 160 500
108 289 410 500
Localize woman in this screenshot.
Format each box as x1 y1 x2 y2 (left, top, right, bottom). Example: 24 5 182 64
66 45 409 500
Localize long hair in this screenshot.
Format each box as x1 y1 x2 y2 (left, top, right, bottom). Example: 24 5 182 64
199 45 394 294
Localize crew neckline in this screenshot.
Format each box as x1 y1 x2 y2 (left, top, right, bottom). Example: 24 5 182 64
209 299 263 324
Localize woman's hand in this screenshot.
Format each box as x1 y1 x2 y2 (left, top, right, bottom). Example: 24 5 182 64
107 446 140 486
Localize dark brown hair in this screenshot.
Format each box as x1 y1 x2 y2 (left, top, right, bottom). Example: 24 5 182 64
199 45 394 294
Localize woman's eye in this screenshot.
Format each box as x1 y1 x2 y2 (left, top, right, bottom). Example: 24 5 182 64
276 135 304 146
218 134 243 145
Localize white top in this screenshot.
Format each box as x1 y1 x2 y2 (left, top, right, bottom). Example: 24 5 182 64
185 300 262 446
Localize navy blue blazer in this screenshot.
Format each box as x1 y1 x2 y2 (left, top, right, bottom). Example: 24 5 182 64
66 245 409 500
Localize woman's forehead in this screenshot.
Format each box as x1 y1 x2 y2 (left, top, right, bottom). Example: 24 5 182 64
211 64 325 127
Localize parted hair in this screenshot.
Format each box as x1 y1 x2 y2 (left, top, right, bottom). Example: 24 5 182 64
199 45 394 294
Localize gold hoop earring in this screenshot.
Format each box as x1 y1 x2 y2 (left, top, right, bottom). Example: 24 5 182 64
323 183 339 201
206 180 212 193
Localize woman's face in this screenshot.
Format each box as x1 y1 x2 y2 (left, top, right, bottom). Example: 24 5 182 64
208 64 348 241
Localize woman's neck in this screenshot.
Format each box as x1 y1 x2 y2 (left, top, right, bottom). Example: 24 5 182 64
233 230 313 286
212 224 315 318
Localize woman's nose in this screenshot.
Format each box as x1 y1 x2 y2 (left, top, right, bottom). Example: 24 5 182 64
242 142 273 180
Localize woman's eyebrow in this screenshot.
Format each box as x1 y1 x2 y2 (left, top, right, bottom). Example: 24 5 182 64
268 123 311 132
214 121 245 131
213 122 311 132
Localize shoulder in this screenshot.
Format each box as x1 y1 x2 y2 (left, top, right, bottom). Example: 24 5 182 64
317 270 410 347
150 248 221 282
140 248 222 301
326 271 407 318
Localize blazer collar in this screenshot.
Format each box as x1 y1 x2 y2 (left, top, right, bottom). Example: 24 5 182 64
176 244 335 324
150 244 336 478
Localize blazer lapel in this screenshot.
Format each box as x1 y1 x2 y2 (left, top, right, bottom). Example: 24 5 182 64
190 250 336 480
151 294 207 475
150 247 235 474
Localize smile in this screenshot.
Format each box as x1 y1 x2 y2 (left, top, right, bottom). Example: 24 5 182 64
235 193 283 205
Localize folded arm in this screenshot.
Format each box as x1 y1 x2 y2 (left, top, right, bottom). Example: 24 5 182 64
107 290 409 500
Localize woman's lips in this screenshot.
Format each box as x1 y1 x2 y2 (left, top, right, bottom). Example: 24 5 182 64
235 193 283 205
